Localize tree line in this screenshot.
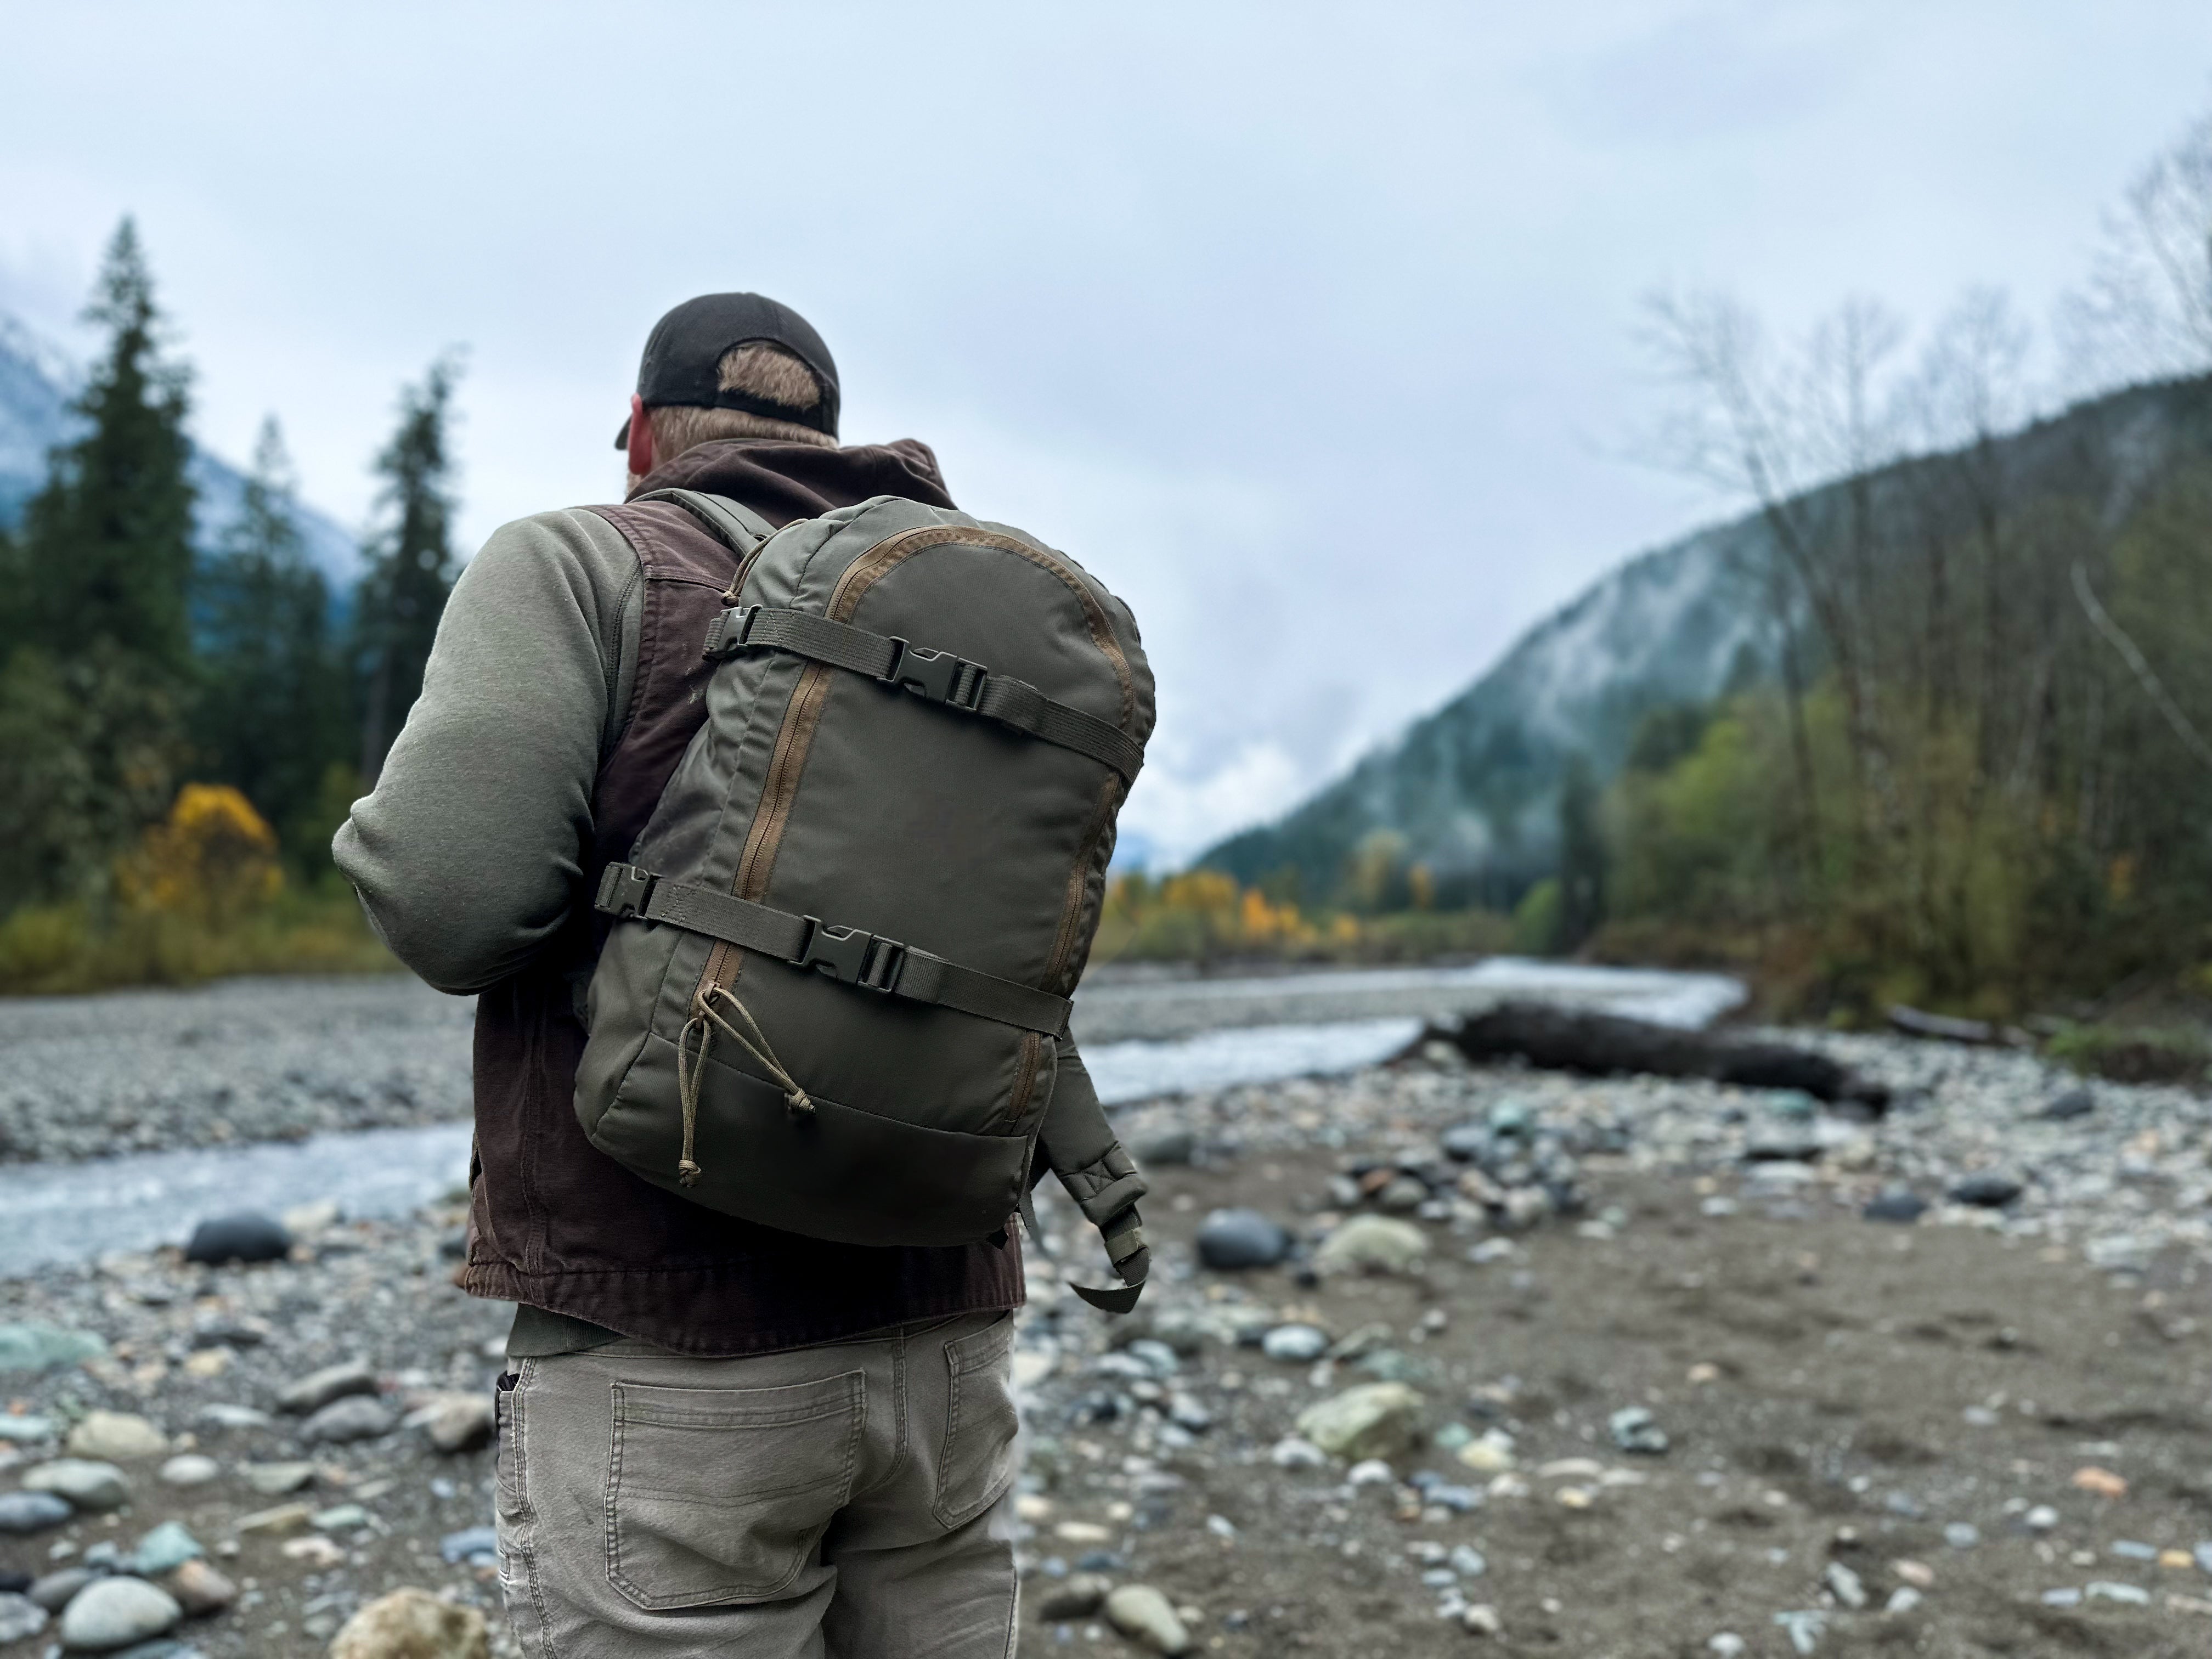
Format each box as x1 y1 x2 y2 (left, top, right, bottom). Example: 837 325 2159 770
0 220 461 923
1569 110 2212 1017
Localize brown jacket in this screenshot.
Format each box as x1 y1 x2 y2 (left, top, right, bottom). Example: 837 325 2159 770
437 439 1023 1353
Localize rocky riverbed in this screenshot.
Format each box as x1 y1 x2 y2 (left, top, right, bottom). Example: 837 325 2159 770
2 1030 2210 1655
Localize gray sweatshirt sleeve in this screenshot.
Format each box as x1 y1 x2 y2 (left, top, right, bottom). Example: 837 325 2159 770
334 508 642 994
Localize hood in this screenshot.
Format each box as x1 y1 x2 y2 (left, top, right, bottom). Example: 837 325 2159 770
627 437 956 528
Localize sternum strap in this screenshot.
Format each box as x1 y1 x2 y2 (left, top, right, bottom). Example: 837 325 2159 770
703 605 1143 781
596 865 1072 1036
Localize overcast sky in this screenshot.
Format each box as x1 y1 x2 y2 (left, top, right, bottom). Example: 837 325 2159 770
2 4 2207 864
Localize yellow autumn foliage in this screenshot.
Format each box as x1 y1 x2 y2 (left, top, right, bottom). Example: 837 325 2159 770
116 783 284 919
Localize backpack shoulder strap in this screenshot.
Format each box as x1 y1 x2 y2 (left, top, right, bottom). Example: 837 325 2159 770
1035 1043 1150 1313
633 488 778 558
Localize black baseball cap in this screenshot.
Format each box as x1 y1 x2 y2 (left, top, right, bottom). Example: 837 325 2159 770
614 292 840 447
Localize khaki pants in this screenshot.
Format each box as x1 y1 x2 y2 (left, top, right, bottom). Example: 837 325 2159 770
494 1311 1022 1657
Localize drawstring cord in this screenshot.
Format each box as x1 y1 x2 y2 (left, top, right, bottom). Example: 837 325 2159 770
673 983 814 1187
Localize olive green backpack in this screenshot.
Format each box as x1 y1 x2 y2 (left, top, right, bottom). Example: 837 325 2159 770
577 489 1154 1311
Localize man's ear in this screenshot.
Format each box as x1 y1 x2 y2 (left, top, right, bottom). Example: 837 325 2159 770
626 393 654 482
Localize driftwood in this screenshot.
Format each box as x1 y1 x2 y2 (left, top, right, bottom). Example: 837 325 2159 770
1432 1001 1890 1112
1886 1004 2032 1048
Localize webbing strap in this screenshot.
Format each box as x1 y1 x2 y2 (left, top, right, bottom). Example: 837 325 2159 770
634 488 777 557
596 865 1073 1037
1070 1210 1149 1314
703 605 1143 781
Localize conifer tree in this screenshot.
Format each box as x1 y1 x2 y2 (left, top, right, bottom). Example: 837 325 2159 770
7 218 197 672
0 219 196 908
1555 753 1607 952
193 417 346 861
354 357 461 785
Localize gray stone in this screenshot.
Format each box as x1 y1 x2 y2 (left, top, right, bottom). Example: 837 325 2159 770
277 1359 377 1415
2084 1581 2151 1605
240 1462 316 1496
2195 1541 2212 1575
57 1576 183 1651
31 1568 101 1612
1944 1522 1981 1549
1103 1584 1190 1655
1948 1173 2023 1208
417 1393 494 1454
300 1396 394 1445
1129 1128 1196 1167
1744 1130 1822 1163
1261 1324 1328 1363
156 1455 217 1488
181 1213 291 1266
1440 1122 1489 1163
1863 1189 1928 1224
2109 1539 2158 1561
1166 1395 1212 1434
1376 1177 1429 1214
1609 1406 1669 1455
0 1323 106 1375
313 1504 373 1533
2041 1086 2095 1120
1035 1572 1113 1621
127 1522 202 1577
1822 1560 1866 1610
1193 1209 1289 1271
1294 1383 1425 1463
0 1491 74 1534
0 1415 56 1443
195 1404 271 1432
1314 1215 1428 1276
25 1459 132 1512
0 1592 47 1644
108 1641 205 1659
439 1525 498 1565
66 1413 167 1462
1448 1544 1486 1577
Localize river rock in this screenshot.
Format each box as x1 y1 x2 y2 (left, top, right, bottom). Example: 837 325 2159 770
1129 1127 1197 1167
25 1459 132 1511
0 1592 46 1643
163 1558 237 1616
1103 1584 1190 1655
0 1492 72 1534
240 1462 317 1496
438 1526 498 1565
1314 1215 1428 1276
128 1522 202 1577
156 1455 217 1489
1261 1324 1328 1363
1609 1406 1669 1455
2041 1086 2095 1120
278 1360 377 1415
415 1393 494 1454
1949 1172 2023 1207
328 1588 490 1659
0 1414 56 1443
1294 1382 1425 1462
0 1323 107 1375
1194 1209 1289 1271
58 1576 183 1651
31 1568 101 1611
1862 1188 1928 1223
67 1413 168 1462
300 1396 394 1445
182 1212 291 1266
1035 1572 1113 1621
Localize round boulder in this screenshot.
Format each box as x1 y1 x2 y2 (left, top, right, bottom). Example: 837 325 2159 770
57 1576 182 1652
182 1212 292 1266
1193 1209 1289 1271
329 1588 489 1659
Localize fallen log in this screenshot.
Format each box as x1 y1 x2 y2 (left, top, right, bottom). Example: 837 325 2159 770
1886 1004 2032 1048
1431 1001 1890 1113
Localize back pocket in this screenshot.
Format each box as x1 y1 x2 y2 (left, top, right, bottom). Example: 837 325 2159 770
607 1372 865 1610
933 1316 1019 1529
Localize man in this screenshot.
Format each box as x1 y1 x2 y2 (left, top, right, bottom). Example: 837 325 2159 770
337 293 1087 1655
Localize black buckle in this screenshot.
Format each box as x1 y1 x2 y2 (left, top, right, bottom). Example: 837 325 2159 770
704 605 760 660
795 917 907 993
597 865 657 919
880 639 986 712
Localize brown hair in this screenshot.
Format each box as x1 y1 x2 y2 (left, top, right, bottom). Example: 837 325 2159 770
645 341 837 464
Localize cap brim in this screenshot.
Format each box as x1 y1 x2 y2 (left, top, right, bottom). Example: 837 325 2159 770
615 414 633 450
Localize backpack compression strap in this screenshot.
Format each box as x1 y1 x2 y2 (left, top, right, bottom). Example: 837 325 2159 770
704 605 1144 782
596 864 1073 1036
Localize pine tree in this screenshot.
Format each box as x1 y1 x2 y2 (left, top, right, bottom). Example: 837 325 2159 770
193 418 347 862
7 218 197 671
0 219 196 907
354 357 461 785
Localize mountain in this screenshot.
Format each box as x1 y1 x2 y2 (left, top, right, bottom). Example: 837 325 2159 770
0 314 359 585
1202 375 2212 907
